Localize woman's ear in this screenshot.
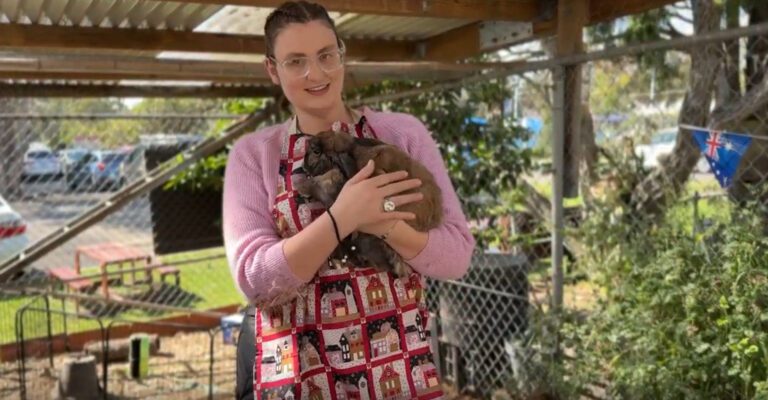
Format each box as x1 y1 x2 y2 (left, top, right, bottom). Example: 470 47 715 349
264 59 280 85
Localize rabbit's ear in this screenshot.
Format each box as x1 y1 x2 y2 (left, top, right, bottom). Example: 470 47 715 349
332 153 358 180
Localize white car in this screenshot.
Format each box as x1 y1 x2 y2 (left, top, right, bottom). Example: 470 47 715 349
22 148 62 181
0 195 28 263
635 128 710 173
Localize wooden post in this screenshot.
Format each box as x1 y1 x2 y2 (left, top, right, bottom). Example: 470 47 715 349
556 0 589 198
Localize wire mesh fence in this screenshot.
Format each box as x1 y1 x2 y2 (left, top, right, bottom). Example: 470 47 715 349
3 2 768 398
12 291 238 400
499 2 768 398
0 112 252 399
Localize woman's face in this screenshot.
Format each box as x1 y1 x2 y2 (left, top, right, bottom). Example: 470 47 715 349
265 20 345 114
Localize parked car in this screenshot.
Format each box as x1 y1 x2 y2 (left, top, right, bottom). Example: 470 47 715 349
22 148 61 182
57 148 90 178
65 151 97 191
635 128 710 173
87 151 129 191
0 194 28 263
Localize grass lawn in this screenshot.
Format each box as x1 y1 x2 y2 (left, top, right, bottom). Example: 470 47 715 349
0 247 244 346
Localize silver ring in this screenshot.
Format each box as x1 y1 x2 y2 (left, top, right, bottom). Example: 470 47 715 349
383 198 396 213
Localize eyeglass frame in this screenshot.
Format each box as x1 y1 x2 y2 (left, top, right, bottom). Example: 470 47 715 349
267 40 347 79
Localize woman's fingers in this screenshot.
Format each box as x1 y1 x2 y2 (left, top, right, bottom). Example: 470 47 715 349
381 211 416 221
386 192 424 208
379 178 422 198
367 170 409 188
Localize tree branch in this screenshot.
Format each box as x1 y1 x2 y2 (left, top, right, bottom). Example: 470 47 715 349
711 68 768 127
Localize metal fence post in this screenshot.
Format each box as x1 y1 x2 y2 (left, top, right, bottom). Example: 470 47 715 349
551 65 566 314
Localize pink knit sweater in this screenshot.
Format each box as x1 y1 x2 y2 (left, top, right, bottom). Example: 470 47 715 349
222 106 476 304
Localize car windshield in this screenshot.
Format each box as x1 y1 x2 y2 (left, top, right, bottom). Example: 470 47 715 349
28 151 53 159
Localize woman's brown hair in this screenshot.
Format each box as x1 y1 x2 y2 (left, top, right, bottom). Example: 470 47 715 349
264 1 341 58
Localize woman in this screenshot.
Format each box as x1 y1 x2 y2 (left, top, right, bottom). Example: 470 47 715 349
223 1 475 398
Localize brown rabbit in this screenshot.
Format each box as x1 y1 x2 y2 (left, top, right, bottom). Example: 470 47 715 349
295 130 443 276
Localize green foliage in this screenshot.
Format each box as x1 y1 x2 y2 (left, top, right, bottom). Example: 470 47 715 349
543 195 768 399
161 98 265 192
30 98 138 147
588 6 686 85
164 151 229 192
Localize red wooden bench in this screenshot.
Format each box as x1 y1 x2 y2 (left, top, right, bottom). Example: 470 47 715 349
48 266 93 314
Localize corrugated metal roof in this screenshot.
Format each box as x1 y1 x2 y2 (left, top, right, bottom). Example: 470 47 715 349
184 5 472 41
0 1 473 39
0 0 222 30
337 14 469 40
0 1 480 91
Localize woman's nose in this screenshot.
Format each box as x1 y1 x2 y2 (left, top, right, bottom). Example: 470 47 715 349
305 59 327 81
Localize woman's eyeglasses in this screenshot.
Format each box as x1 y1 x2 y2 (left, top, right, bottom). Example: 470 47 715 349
268 43 346 80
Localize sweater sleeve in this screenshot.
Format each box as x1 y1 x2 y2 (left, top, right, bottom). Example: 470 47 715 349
388 114 476 280
222 134 310 306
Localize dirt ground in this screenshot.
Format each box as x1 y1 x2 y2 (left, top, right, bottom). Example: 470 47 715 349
1 330 236 400
0 331 481 400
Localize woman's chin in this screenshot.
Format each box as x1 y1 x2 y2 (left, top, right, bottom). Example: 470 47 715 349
298 93 342 113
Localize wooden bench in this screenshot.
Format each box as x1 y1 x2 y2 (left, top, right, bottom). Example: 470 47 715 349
156 265 180 286
49 267 92 291
48 266 93 314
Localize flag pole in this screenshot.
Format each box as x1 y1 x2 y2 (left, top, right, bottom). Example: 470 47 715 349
679 123 768 141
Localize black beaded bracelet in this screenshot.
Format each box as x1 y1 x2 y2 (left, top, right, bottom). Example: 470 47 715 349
326 209 342 244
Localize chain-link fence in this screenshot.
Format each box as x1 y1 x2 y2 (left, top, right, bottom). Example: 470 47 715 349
4 2 767 398
482 1 768 398
0 112 252 399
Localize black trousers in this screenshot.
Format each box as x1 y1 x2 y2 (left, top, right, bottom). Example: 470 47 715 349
235 304 256 400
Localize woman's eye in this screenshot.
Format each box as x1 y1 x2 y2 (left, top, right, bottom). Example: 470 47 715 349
286 58 305 67
313 148 322 155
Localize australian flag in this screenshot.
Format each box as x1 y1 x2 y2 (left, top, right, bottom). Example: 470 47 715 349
691 129 752 188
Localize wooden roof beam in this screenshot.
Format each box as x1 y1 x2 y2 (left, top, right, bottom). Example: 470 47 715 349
0 83 278 98
168 0 540 21
0 53 492 83
0 23 414 61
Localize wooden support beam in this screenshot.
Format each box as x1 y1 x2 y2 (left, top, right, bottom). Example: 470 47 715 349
0 71 270 84
0 23 414 61
0 84 278 98
556 0 589 199
169 0 540 21
0 54 485 83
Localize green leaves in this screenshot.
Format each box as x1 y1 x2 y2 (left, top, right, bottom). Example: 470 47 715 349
553 193 768 398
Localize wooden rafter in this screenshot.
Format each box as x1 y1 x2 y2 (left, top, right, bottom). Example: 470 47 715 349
0 54 489 84
168 0 540 21
0 83 278 98
0 23 414 61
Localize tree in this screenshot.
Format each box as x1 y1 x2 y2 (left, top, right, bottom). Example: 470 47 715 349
591 0 768 224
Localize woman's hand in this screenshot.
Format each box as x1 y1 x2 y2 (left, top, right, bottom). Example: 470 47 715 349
329 160 423 236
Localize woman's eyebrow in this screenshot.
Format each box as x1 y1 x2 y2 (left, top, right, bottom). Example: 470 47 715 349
284 45 337 58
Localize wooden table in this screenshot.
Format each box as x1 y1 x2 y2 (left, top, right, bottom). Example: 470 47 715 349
74 243 152 299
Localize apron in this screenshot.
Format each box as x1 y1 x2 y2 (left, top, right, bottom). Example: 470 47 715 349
253 113 444 399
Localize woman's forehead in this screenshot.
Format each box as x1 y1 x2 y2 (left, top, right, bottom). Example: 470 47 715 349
272 20 337 57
